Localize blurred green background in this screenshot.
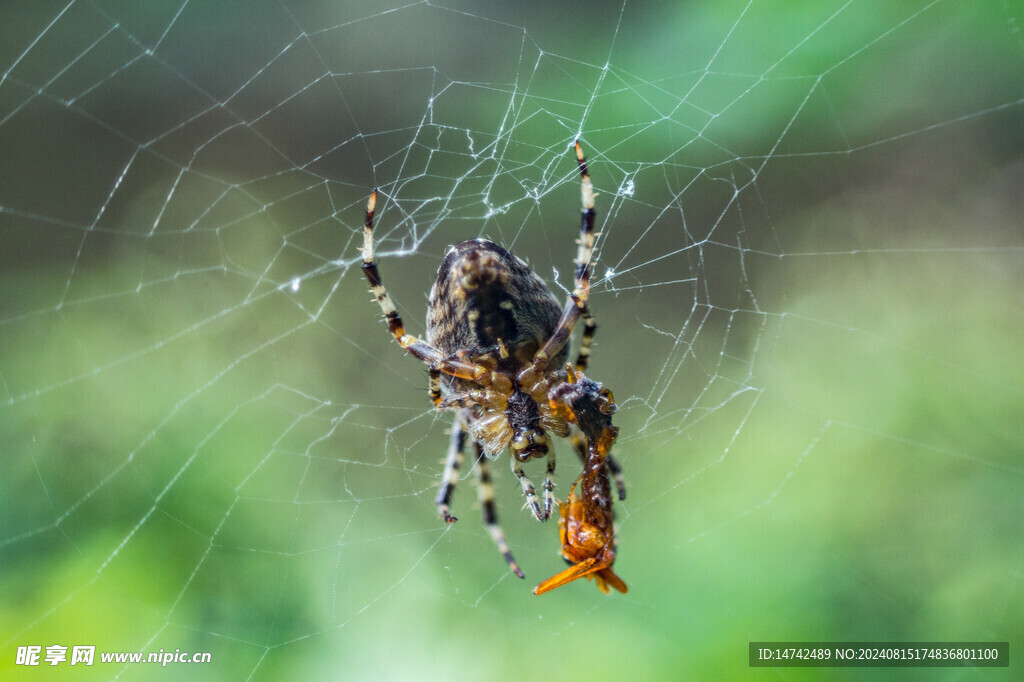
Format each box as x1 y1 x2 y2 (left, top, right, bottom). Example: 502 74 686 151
1 1 1022 679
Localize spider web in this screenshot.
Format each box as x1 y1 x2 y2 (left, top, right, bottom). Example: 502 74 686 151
2 1 1022 679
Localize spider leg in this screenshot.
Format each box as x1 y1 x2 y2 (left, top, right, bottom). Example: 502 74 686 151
361 190 487 383
573 139 597 306
511 456 548 522
570 149 598 372
534 295 583 371
476 443 524 578
428 367 442 407
572 430 626 501
533 140 598 370
435 416 467 524
542 447 557 520
574 302 597 373
437 389 506 412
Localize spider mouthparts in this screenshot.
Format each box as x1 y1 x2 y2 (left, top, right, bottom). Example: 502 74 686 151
512 443 548 462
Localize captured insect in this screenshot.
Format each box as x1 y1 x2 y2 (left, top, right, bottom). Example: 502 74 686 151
361 140 626 594
532 364 627 594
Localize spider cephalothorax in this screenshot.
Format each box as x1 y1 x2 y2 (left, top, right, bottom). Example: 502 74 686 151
426 238 571 463
360 140 626 591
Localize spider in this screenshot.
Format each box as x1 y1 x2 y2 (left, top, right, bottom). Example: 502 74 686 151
360 140 626 591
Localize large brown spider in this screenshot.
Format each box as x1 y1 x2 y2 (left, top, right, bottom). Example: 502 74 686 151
361 141 626 593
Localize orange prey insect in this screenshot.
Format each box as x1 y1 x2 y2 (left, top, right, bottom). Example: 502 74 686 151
534 365 627 595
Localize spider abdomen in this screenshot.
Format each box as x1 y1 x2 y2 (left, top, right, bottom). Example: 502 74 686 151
426 239 565 368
